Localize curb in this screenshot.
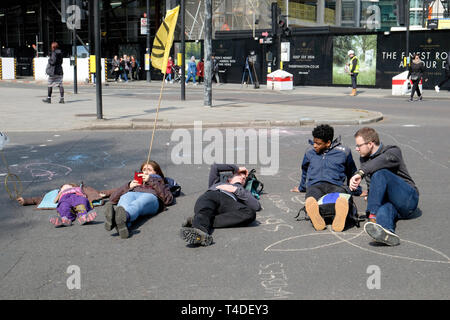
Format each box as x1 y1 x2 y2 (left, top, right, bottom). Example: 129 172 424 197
79 113 383 130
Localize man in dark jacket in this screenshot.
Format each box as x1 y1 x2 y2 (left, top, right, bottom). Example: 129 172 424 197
43 42 65 104
180 163 261 246
292 124 361 232
350 127 419 246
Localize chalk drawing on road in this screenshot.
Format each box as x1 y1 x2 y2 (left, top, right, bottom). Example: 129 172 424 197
0 162 73 183
264 229 450 264
51 151 127 169
260 191 450 265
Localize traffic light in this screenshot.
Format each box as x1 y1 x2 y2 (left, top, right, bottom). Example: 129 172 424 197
278 16 291 37
394 0 406 26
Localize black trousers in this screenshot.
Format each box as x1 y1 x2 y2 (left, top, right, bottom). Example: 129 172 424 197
410 79 422 98
193 190 256 234
306 182 348 201
351 73 358 89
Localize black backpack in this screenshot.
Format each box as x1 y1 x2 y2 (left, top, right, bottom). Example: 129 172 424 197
244 169 264 199
294 192 364 228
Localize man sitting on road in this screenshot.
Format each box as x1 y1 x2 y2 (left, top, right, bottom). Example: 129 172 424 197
291 124 361 232
350 127 419 246
180 163 261 246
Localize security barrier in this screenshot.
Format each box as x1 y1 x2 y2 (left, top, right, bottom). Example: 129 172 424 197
34 57 106 83
0 58 16 80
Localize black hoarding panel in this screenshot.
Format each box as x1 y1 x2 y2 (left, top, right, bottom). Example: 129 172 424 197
284 35 333 86
376 31 450 89
212 39 262 84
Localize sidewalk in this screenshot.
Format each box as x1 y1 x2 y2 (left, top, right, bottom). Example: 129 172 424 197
1 78 448 132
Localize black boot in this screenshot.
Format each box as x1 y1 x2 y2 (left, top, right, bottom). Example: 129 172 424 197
42 97 51 103
59 98 65 104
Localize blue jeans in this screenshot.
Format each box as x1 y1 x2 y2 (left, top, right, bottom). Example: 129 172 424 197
186 72 196 83
117 192 160 223
366 169 419 232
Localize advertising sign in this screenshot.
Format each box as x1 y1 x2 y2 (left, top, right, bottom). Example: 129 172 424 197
332 35 378 86
284 36 333 86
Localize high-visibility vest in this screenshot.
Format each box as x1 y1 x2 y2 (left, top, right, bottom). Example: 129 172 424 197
350 56 360 74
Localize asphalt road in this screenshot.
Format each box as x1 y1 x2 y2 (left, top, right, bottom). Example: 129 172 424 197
1 121 449 300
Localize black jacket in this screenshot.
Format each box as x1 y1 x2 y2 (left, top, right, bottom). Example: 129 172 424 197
407 60 425 80
359 144 418 195
46 49 64 76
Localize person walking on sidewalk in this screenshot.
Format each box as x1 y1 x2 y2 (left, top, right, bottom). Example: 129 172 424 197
291 124 362 232
43 42 65 104
197 58 204 84
185 56 197 85
407 54 426 102
349 127 419 246
165 56 174 83
346 50 359 96
180 164 261 246
435 51 450 93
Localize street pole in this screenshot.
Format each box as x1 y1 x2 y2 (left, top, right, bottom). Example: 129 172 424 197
204 0 212 107
406 0 410 67
181 0 185 100
146 0 151 82
72 28 78 94
94 0 103 119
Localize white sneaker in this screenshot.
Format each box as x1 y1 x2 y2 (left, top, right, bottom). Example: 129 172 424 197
364 222 400 246
435 85 440 93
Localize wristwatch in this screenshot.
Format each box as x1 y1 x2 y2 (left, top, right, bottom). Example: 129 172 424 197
356 169 365 178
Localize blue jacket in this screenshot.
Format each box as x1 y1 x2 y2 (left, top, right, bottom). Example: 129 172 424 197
299 136 361 195
187 61 197 75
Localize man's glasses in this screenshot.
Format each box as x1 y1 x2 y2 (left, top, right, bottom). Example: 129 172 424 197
355 142 370 148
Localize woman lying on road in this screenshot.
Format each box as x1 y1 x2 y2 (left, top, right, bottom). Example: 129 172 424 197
104 160 174 239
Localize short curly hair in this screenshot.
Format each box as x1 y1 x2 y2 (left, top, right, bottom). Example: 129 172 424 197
312 124 334 143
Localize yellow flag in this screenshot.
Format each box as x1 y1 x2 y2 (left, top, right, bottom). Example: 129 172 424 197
151 5 180 74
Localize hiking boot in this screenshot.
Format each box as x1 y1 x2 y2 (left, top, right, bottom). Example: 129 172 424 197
305 197 326 231
42 98 51 103
364 222 400 246
181 216 194 228
332 196 349 232
50 215 72 227
77 210 97 225
115 206 129 239
180 227 213 246
104 202 116 231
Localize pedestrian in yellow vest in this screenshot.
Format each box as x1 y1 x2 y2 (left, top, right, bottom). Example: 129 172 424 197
346 50 359 96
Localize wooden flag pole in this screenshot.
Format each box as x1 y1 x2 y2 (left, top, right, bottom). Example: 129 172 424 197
146 76 167 164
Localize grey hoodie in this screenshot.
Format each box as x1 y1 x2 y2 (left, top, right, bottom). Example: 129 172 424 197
359 143 418 195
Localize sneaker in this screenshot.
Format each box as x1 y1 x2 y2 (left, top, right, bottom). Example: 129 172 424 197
408 97 414 102
331 196 349 232
418 95 423 101
181 216 194 228
59 98 65 104
115 206 129 239
180 227 213 246
50 215 72 227
305 197 326 231
104 202 116 231
77 210 97 225
364 222 400 246
435 85 440 93
42 98 51 104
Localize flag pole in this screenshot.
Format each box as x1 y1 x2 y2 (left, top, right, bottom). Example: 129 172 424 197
146 77 166 164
